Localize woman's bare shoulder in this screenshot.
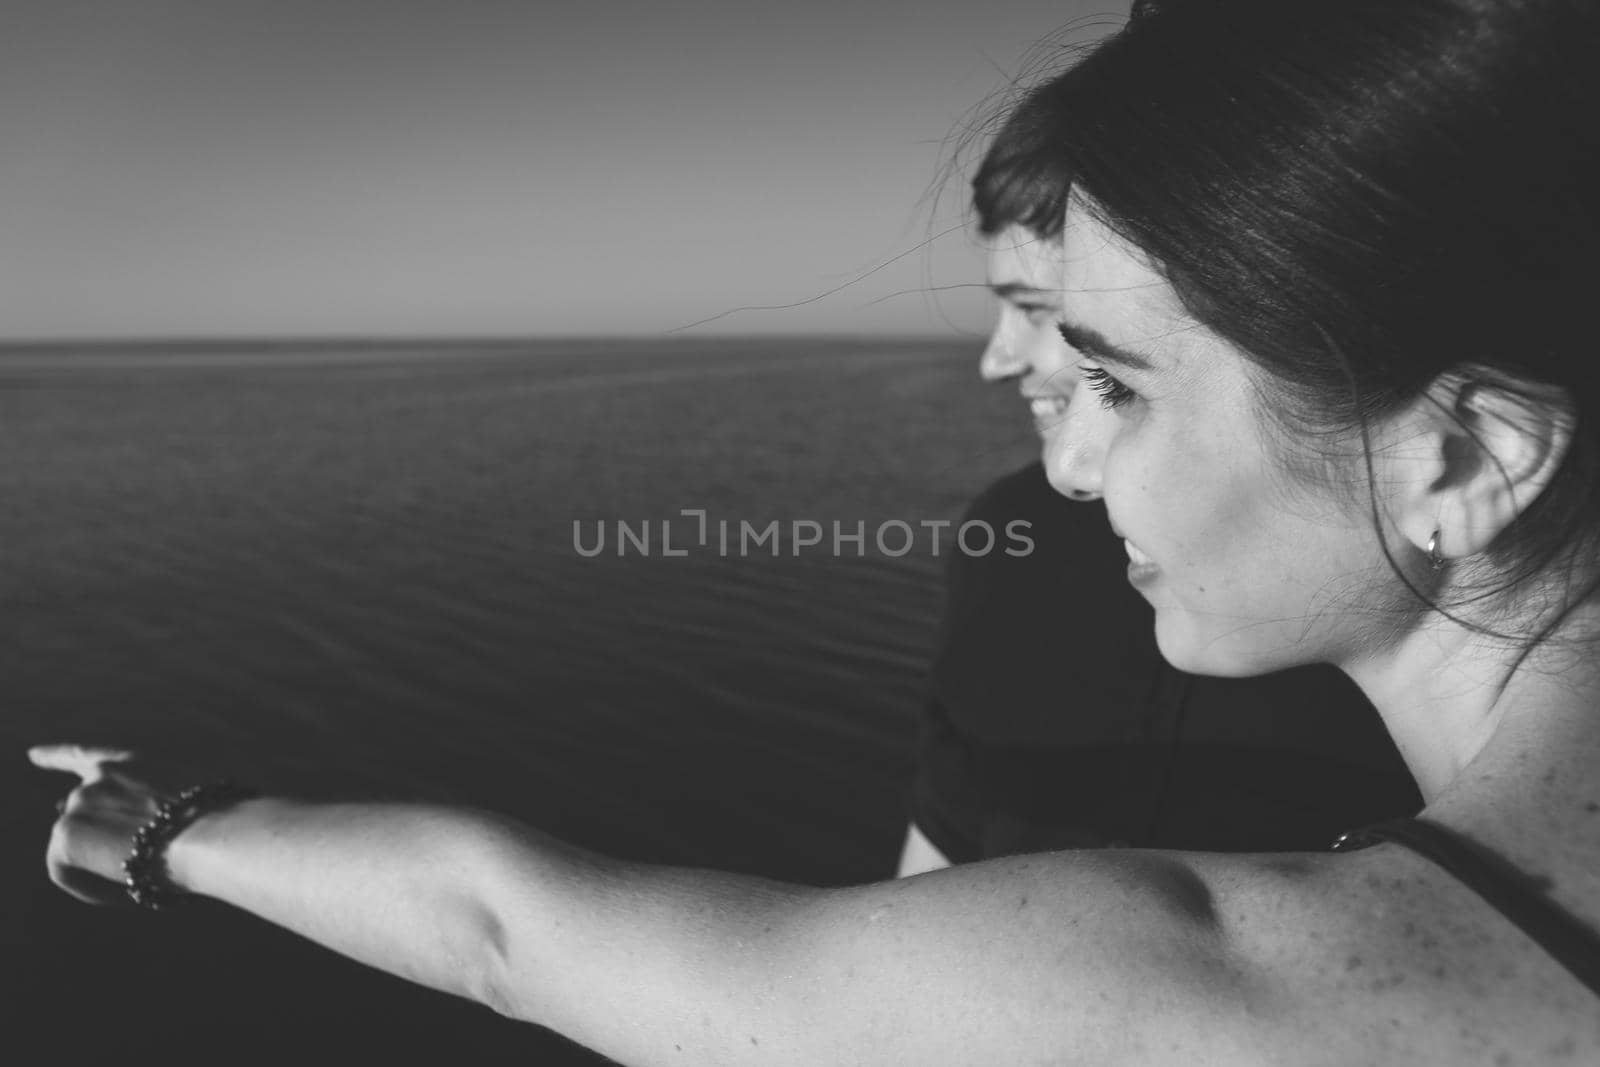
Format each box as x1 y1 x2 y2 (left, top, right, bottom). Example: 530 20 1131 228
1189 846 1600 1064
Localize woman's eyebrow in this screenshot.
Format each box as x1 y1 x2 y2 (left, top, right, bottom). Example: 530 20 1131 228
1056 318 1156 371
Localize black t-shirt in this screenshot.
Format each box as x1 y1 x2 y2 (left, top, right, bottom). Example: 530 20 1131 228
910 463 1420 862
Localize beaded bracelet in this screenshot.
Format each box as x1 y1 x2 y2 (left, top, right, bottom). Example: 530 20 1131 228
123 781 258 910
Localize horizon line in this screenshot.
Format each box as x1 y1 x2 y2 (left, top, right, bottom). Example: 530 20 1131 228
0 330 979 350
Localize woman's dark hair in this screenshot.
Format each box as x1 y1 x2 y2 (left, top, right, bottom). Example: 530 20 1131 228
978 0 1600 619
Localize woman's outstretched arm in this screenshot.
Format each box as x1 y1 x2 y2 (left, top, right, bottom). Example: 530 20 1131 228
34 745 1279 1066
178 799 1257 1065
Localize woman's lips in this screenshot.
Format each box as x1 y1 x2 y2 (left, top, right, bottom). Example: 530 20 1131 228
1124 538 1159 584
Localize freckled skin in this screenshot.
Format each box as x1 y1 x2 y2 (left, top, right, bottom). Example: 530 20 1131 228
1220 844 1600 1063
1547 1034 1578 1057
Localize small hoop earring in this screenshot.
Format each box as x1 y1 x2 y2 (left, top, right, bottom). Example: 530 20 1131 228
1427 528 1446 571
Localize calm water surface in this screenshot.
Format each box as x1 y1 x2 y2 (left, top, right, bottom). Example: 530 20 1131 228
0 337 1035 1062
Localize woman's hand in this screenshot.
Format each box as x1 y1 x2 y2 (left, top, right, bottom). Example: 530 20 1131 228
29 743 174 907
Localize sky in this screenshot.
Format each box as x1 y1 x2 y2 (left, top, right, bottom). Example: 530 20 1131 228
0 0 1125 339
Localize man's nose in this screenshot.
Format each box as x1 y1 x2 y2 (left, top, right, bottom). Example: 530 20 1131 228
980 325 1027 382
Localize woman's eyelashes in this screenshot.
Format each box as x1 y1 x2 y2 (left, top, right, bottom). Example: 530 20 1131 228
1080 364 1137 409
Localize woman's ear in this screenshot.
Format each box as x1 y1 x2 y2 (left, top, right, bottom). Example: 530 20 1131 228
1387 368 1576 566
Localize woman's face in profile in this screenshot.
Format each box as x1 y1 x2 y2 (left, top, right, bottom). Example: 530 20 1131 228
1044 196 1403 677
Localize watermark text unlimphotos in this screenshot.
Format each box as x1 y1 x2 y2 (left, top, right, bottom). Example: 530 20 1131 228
573 510 1033 558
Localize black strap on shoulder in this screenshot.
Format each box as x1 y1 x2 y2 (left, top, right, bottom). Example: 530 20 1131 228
1333 817 1600 995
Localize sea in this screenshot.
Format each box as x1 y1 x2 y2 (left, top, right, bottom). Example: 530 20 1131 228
0 336 1036 1064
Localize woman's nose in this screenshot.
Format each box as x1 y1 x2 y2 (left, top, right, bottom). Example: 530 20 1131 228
1042 395 1107 502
